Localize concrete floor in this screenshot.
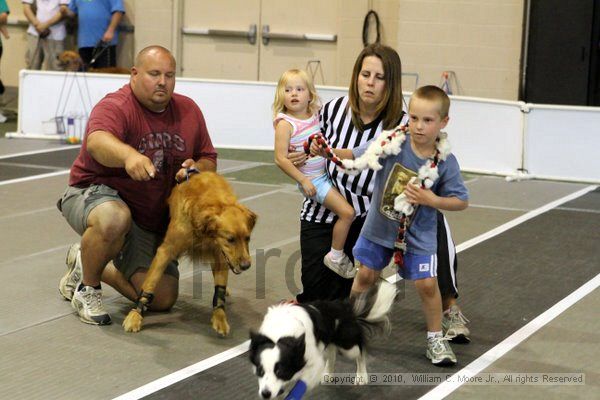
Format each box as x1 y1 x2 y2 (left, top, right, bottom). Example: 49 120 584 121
0 138 597 400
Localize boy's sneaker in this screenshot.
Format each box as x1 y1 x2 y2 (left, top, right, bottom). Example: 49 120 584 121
323 252 356 279
426 336 457 366
442 305 471 343
71 285 112 325
59 243 82 301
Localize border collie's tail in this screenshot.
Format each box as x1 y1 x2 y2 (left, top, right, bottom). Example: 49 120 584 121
353 279 397 337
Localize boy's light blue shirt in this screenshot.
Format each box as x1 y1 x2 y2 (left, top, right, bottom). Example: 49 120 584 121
69 0 125 48
359 134 469 255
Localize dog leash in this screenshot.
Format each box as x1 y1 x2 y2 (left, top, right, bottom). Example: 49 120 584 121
89 40 110 67
302 133 346 168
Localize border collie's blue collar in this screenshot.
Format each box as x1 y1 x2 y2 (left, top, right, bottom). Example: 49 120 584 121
285 380 307 400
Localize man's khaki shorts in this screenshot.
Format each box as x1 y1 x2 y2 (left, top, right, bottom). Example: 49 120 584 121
58 184 179 280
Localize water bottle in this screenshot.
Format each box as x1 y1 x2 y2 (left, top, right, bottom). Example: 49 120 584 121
67 117 78 144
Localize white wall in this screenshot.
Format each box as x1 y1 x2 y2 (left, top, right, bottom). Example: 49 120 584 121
9 70 600 183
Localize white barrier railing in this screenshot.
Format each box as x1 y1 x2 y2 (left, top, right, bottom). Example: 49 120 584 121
7 70 600 183
524 104 600 183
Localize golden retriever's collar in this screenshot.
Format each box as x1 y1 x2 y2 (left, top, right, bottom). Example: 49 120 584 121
176 166 200 184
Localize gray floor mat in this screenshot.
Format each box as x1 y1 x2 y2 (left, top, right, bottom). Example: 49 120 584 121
142 191 600 399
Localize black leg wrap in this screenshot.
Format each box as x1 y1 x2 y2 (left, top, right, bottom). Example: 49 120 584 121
135 291 155 315
213 285 227 310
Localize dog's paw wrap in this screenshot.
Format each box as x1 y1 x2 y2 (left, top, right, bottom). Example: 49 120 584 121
212 285 227 310
135 291 154 314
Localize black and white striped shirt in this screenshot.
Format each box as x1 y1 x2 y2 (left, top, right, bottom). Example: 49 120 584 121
300 96 386 223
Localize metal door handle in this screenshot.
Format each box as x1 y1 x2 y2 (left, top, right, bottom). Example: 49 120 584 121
261 25 336 45
182 24 257 45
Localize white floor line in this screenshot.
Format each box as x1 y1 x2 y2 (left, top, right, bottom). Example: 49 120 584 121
556 206 600 215
456 185 597 253
0 145 80 160
112 341 251 400
463 177 479 184
228 179 283 188
467 203 529 212
0 161 66 171
0 244 70 268
0 169 69 186
219 161 270 174
239 188 294 203
111 184 598 400
419 273 600 400
0 206 58 221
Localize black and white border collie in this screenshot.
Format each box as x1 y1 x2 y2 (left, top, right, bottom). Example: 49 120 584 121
249 280 397 399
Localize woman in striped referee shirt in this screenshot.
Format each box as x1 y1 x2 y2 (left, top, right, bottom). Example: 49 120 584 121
290 44 403 302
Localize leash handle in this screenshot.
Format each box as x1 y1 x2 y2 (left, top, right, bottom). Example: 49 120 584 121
303 134 345 168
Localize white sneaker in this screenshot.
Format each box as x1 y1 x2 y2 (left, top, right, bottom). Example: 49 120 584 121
426 335 457 366
59 243 82 301
323 252 356 279
71 285 112 325
442 305 471 343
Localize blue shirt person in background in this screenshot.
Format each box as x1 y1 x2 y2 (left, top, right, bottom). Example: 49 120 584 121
64 0 125 68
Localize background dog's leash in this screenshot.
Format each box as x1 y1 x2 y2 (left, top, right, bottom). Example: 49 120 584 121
89 40 111 67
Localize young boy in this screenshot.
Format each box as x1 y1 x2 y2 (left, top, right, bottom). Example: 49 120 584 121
350 85 469 365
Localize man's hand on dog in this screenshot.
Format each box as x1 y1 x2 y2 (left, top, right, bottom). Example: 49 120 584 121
175 159 196 183
125 152 156 181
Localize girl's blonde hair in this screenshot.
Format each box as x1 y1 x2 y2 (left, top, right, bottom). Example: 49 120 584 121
272 69 321 119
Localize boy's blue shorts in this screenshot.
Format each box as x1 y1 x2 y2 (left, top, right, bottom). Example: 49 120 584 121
398 252 438 280
353 235 438 280
298 173 333 204
353 235 394 270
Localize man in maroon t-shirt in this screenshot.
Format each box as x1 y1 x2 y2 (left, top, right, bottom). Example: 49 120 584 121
57 45 217 325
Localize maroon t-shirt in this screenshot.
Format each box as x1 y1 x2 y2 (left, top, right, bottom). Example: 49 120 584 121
69 84 217 233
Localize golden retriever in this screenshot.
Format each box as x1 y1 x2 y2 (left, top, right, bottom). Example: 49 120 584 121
57 50 131 74
122 171 257 336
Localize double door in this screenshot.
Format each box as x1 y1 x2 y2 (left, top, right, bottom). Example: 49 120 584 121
181 0 339 85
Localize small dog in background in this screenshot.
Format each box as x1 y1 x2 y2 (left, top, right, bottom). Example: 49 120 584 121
249 280 397 399
57 50 131 74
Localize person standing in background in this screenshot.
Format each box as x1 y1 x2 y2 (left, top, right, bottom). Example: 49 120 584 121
0 0 9 122
63 0 124 68
23 0 70 70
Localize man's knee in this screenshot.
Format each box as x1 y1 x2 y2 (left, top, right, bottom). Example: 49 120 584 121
87 201 132 241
